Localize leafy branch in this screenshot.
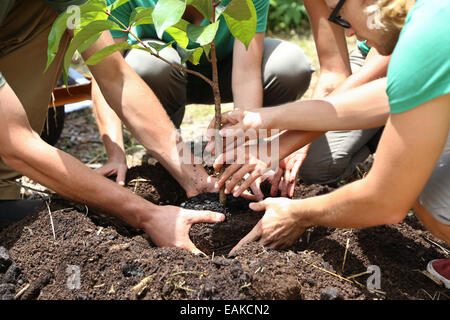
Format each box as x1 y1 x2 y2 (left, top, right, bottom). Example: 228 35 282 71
47 0 257 204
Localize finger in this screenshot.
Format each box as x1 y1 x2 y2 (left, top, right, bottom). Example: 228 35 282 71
250 179 264 201
270 167 283 197
287 180 296 198
214 163 243 190
280 175 288 198
94 165 112 177
233 169 261 198
290 159 302 183
226 165 253 195
219 126 244 139
239 190 258 201
249 200 267 212
116 166 127 186
228 221 263 257
186 241 207 257
187 210 226 224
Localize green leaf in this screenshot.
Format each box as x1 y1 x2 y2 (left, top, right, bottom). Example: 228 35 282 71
129 7 154 26
165 22 189 48
186 0 212 21
128 7 189 48
62 20 121 84
215 3 227 20
222 0 257 49
175 46 203 65
202 45 210 59
85 41 131 65
107 0 132 11
46 11 71 72
136 41 174 54
186 21 219 46
46 0 109 71
152 0 186 39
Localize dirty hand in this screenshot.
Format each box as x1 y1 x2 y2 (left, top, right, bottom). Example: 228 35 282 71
186 166 219 198
204 109 263 155
95 154 128 186
214 140 275 200
143 205 225 255
229 198 306 256
270 146 309 198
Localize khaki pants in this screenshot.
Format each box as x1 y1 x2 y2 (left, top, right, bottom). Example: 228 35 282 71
0 0 70 199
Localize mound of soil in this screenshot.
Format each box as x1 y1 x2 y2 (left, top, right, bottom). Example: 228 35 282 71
0 163 449 300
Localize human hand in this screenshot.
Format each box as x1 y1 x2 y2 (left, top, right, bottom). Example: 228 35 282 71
213 140 276 199
229 198 305 256
95 153 128 186
269 146 309 198
204 109 263 155
142 205 225 255
185 166 219 198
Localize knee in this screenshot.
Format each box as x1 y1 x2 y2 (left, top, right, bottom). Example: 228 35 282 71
125 43 185 86
263 40 313 102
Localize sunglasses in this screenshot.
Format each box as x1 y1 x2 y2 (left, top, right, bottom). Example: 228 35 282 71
328 0 352 29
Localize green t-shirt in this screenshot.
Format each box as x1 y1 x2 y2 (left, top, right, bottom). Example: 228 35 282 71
106 0 269 66
356 40 370 55
386 0 450 114
0 0 87 87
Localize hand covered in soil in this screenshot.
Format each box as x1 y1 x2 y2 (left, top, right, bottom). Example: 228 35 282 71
186 166 219 198
229 198 306 256
95 153 128 186
143 205 225 255
269 146 309 198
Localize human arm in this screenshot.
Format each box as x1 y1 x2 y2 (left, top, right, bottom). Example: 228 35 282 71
331 48 391 95
231 32 265 110
303 0 352 98
220 77 390 133
92 77 128 185
0 81 225 253
229 93 450 253
82 31 217 197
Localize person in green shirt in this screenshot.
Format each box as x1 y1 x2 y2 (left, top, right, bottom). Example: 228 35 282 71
0 0 225 254
92 0 314 200
208 0 449 287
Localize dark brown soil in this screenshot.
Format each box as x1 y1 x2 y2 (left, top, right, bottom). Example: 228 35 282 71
0 163 449 300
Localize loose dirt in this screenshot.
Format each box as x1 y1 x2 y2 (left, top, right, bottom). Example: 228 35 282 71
1 163 449 300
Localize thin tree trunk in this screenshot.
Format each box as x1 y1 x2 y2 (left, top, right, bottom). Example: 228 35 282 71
211 0 227 205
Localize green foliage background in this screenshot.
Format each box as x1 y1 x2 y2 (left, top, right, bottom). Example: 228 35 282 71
267 0 309 34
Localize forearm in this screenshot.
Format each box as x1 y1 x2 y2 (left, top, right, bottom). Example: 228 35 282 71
331 49 390 95
304 0 351 78
91 78 125 159
289 179 398 229
232 33 264 110
260 78 389 131
83 32 208 194
1 131 153 229
276 130 324 161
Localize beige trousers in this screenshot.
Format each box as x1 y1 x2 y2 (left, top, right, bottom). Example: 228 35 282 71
0 0 70 199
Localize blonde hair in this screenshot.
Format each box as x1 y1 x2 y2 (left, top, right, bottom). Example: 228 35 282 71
365 0 416 30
